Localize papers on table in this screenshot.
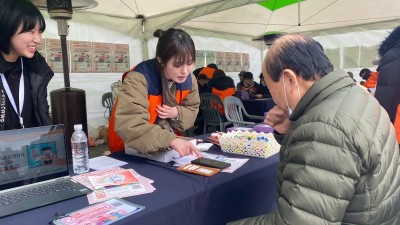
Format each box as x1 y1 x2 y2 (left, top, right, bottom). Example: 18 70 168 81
72 167 155 204
53 198 144 225
89 156 127 170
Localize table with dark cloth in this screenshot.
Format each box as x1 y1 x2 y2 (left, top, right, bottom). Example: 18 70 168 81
0 144 279 225
242 98 276 117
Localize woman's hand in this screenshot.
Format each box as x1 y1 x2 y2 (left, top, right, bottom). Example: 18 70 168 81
156 104 178 119
170 138 202 157
264 106 292 134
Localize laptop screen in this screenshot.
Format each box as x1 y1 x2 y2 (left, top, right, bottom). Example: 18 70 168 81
0 125 69 191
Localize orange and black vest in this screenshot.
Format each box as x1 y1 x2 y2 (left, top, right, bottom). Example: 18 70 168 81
211 87 235 115
199 67 216 79
108 59 192 152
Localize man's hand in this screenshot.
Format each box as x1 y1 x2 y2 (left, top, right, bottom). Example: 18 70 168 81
264 106 292 134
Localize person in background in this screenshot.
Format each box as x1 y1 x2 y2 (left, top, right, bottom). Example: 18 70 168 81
114 28 201 157
0 0 54 131
375 26 400 143
197 63 218 80
235 71 245 90
240 72 262 99
359 68 379 92
197 73 210 94
228 34 400 225
208 69 235 101
256 73 271 98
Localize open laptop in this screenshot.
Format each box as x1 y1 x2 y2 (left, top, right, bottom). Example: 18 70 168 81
0 124 92 218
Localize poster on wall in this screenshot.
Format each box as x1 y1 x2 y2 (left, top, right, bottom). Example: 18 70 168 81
36 40 46 58
225 52 235 72
45 39 65 73
215 52 225 71
112 44 130 73
70 41 92 73
242 53 250 71
195 50 205 69
233 52 242 72
92 42 112 73
205 51 215 66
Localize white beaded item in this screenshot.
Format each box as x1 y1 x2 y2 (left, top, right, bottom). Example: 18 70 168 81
219 131 280 158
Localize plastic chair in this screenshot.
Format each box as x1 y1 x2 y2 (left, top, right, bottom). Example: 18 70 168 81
102 92 114 120
223 96 264 127
199 93 232 133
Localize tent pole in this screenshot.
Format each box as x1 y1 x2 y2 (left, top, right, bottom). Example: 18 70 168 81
298 0 301 26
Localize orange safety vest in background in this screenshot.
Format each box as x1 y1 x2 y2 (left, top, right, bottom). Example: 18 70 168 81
199 67 216 79
363 71 379 89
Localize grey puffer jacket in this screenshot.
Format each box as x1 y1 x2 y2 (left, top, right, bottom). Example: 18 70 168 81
228 70 400 225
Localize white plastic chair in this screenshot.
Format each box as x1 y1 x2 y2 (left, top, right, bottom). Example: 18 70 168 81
223 96 264 127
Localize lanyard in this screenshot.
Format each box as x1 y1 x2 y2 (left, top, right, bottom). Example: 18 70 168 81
0 58 25 128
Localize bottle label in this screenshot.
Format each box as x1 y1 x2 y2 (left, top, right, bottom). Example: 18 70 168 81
72 142 88 153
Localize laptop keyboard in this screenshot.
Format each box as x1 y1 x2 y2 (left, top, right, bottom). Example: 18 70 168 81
0 179 75 206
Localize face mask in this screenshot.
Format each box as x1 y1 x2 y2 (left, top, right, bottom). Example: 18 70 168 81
282 75 301 116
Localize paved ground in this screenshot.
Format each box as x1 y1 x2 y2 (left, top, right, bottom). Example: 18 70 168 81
88 143 110 158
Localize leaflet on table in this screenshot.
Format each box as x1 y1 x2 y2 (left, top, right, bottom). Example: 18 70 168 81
88 169 139 189
72 167 153 190
89 156 128 170
173 152 227 166
53 198 144 225
88 182 156 204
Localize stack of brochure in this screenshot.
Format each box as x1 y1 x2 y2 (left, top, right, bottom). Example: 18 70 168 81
72 167 155 204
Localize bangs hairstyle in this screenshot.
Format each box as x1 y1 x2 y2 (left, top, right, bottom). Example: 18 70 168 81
0 0 46 54
154 28 195 66
264 34 333 82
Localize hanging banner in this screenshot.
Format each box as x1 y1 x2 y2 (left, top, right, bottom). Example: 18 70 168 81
233 52 242 72
70 41 92 73
112 44 130 73
195 50 205 69
92 42 113 73
205 51 216 66
45 39 65 73
215 52 226 71
242 53 250 71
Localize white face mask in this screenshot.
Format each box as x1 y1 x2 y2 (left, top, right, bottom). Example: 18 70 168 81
282 75 301 116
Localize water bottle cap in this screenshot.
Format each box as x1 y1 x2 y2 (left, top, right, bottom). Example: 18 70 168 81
74 124 83 131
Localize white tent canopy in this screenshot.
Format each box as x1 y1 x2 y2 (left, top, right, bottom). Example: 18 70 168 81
82 0 400 39
34 0 400 139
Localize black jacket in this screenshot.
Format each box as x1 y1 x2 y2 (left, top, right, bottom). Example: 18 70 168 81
0 51 53 130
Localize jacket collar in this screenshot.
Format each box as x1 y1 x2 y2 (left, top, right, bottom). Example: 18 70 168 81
290 69 355 121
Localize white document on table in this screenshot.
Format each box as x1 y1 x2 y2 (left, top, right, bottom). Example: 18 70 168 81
221 158 249 173
89 156 128 170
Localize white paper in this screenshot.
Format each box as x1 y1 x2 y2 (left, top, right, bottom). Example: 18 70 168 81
173 152 228 166
221 158 249 173
196 143 213 151
89 156 128 170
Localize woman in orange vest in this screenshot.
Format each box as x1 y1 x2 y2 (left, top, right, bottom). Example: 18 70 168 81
113 28 201 157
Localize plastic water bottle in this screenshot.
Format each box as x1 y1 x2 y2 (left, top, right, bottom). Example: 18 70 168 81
71 124 89 174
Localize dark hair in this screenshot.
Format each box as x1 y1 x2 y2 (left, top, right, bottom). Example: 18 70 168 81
359 68 371 80
243 72 253 79
212 69 226 79
264 34 334 82
0 0 46 54
259 73 264 79
207 63 218 69
197 74 209 81
378 26 400 57
208 76 235 91
154 28 195 66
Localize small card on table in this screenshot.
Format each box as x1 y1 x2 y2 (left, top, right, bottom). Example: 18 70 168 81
177 163 220 176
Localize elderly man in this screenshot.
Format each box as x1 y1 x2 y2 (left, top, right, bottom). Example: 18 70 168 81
228 34 400 225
